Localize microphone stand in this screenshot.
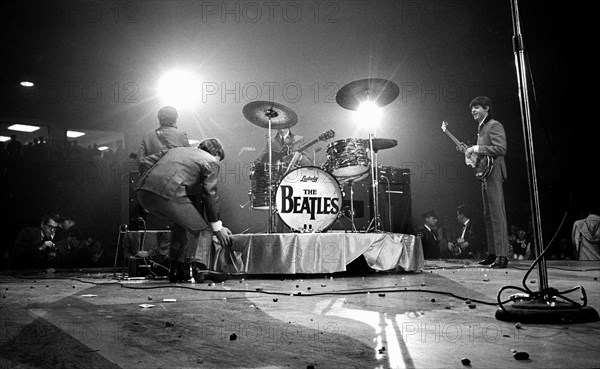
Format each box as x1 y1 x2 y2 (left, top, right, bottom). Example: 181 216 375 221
495 0 598 323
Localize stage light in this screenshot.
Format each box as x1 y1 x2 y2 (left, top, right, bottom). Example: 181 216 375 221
66 130 85 138
8 124 40 132
20 81 34 87
354 101 383 129
157 69 202 109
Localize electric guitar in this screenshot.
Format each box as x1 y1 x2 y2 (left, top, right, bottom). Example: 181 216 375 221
441 121 493 180
277 129 335 164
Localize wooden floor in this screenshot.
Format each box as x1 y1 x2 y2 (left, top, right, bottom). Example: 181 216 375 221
1 260 599 369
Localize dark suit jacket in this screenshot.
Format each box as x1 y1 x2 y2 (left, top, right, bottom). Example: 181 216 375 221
458 219 484 256
136 147 221 223
417 226 440 259
477 117 507 180
11 226 54 269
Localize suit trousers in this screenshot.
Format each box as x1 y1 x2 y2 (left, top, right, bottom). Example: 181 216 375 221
137 190 213 263
481 175 509 256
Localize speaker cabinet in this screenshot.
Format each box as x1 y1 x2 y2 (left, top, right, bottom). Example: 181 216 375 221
377 182 413 234
329 181 372 232
327 167 412 234
128 172 172 230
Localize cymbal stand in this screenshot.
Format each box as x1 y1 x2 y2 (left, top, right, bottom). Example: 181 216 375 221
265 110 277 234
337 179 358 232
368 132 381 232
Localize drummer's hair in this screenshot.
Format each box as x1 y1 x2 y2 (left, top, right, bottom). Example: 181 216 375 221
198 138 225 161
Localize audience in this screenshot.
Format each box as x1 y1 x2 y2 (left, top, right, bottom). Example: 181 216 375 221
510 229 532 260
1 136 123 270
549 237 575 260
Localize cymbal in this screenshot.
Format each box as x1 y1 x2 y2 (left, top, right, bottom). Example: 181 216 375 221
336 78 400 111
370 138 398 152
242 101 298 129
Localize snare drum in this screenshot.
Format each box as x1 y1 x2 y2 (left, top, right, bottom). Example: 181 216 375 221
324 138 370 178
275 166 342 232
249 162 286 210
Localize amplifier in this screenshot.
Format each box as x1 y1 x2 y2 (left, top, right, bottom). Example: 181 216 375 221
128 255 170 277
378 166 410 184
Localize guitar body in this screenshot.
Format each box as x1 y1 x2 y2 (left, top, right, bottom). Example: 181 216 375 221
441 121 494 180
465 153 494 180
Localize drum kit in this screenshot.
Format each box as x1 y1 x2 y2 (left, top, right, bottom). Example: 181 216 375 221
244 78 400 234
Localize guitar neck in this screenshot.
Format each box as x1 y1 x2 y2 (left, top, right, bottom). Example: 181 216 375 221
297 138 320 153
443 129 464 151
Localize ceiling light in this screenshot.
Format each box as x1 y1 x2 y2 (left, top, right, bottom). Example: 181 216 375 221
0 136 11 142
67 130 86 138
8 124 40 132
20 81 34 87
98 146 109 151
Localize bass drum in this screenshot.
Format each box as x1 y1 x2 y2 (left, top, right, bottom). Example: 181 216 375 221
275 166 342 232
249 162 286 210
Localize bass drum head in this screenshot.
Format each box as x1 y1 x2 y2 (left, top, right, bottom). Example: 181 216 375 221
275 166 342 232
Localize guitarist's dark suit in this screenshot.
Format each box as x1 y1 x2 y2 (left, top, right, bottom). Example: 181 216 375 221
476 116 509 258
254 131 311 166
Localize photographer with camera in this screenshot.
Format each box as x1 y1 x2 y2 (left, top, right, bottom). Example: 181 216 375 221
9 213 61 269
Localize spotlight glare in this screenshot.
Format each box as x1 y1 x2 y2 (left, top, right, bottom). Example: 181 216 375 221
354 101 382 129
157 70 201 109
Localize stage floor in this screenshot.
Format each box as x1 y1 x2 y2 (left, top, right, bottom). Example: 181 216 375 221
1 260 599 369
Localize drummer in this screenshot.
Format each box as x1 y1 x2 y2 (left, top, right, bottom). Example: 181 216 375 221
254 128 311 168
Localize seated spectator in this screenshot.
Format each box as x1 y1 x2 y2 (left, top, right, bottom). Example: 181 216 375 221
416 210 441 259
512 229 532 260
54 226 105 268
10 213 61 269
443 204 484 259
54 226 85 268
572 210 600 260
550 237 575 260
55 215 77 242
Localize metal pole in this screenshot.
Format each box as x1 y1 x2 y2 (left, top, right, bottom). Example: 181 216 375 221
267 117 273 233
511 0 548 294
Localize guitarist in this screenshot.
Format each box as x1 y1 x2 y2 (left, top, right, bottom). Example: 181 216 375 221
254 128 311 168
466 96 509 269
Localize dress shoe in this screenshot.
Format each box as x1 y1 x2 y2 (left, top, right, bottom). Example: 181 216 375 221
490 256 508 269
168 261 191 283
478 254 496 265
192 262 229 283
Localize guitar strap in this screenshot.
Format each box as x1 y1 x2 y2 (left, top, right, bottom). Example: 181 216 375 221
155 128 169 147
